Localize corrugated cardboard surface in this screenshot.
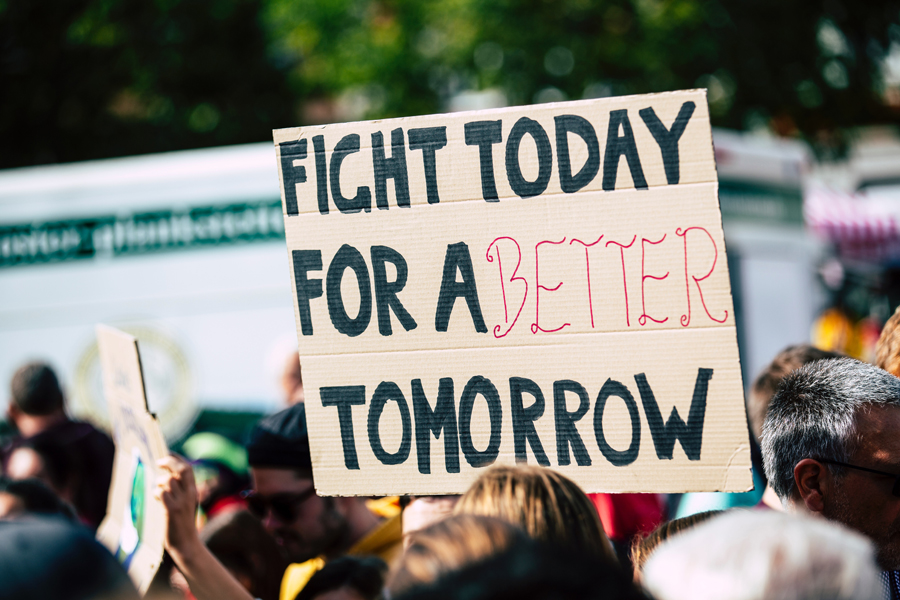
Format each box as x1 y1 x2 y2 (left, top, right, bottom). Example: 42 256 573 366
95 325 168 594
273 89 751 495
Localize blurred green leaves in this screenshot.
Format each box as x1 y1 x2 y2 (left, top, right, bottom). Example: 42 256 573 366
1 0 294 167
2 0 899 168
259 0 900 139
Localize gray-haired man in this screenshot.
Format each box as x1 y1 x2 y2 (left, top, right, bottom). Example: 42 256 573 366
760 357 900 599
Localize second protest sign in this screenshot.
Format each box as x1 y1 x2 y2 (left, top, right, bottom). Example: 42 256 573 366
274 89 751 496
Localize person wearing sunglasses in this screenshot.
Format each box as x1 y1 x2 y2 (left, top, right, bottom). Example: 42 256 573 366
158 402 401 600
760 357 900 599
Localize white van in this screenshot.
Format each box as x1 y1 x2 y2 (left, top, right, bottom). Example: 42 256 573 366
0 143 295 439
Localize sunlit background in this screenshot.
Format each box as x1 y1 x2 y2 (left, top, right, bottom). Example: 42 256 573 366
2 0 900 444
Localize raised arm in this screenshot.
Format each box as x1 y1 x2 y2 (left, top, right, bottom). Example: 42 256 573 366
155 455 255 600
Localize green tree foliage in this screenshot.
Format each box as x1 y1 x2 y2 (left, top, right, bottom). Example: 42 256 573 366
0 0 295 167
2 0 899 168
266 0 900 136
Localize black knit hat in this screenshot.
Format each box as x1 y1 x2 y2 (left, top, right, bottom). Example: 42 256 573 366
0 518 139 600
246 403 313 471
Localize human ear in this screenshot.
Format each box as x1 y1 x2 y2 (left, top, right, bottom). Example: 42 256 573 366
793 458 828 513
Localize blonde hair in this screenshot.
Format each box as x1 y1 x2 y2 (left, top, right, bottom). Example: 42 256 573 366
630 510 723 572
387 514 524 595
876 307 900 377
453 465 615 561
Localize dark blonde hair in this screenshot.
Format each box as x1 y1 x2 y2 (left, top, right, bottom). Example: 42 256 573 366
630 510 723 572
453 465 615 561
387 514 525 595
877 306 900 378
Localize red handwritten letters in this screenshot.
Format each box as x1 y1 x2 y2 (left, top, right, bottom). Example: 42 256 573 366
487 226 726 336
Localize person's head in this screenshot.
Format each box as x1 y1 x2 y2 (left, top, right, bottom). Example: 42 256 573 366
453 465 616 562
296 556 387 600
748 345 842 441
388 514 527 596
246 403 369 563
200 510 289 600
760 357 900 569
394 538 645 600
5 439 77 505
642 510 882 600
877 306 900 377
0 517 140 600
8 362 64 420
629 510 723 578
0 477 77 521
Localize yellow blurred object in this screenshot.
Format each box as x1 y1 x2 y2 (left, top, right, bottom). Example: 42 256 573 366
279 557 325 600
811 308 882 362
811 308 854 355
365 496 402 518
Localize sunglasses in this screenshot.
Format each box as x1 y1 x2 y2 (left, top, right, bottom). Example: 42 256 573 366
818 458 900 497
242 487 317 522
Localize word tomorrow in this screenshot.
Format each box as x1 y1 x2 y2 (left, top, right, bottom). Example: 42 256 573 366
320 368 712 473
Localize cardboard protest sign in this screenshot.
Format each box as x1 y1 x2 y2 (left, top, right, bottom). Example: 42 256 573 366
273 89 752 496
95 325 168 594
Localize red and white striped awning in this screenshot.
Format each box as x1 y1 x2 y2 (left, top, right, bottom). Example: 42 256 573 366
804 185 900 262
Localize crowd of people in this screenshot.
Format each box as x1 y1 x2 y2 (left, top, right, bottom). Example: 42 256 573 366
5 311 900 599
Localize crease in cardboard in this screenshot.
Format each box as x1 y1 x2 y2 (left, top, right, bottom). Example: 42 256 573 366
721 442 755 493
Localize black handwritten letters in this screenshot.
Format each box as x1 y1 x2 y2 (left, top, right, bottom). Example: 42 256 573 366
320 368 712 473
278 102 697 214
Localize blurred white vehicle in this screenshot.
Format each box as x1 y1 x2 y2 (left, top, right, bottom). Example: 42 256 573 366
0 143 294 439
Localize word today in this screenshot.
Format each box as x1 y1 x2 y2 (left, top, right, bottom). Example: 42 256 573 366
279 102 696 214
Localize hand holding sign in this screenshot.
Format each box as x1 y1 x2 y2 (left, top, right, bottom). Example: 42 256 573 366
156 455 255 600
155 456 200 559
